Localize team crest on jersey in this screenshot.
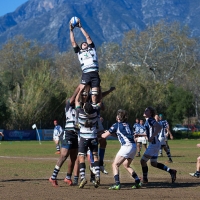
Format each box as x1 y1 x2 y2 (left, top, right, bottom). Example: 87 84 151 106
110 126 114 130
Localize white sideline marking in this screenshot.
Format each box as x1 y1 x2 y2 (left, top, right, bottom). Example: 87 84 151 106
0 156 113 162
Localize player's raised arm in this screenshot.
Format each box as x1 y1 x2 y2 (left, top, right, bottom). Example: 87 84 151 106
77 19 92 45
69 22 78 47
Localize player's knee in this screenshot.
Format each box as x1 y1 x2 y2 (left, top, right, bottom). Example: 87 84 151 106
93 152 98 159
112 162 120 168
140 158 146 166
197 156 200 162
122 162 129 169
150 161 157 167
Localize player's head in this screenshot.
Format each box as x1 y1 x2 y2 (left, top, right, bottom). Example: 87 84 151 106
83 102 93 115
117 109 128 122
54 120 58 126
159 114 163 120
139 119 144 124
154 114 159 121
80 42 88 50
143 106 156 118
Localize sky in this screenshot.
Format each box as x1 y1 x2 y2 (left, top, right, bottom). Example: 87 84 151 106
0 0 28 17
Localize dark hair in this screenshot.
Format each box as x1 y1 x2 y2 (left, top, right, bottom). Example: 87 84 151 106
147 106 156 117
80 42 88 50
84 102 93 115
117 109 128 122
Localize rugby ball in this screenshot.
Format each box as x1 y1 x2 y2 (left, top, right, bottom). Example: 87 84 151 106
70 16 79 27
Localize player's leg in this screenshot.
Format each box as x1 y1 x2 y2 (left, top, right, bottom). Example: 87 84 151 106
73 156 79 185
163 144 173 163
64 138 78 185
90 72 101 107
109 154 125 190
90 138 100 188
189 156 200 178
158 136 165 157
141 137 147 151
140 142 160 183
87 150 96 183
97 126 108 174
136 137 142 157
97 116 108 174
78 137 88 188
98 138 108 172
149 144 177 183
49 146 69 187
166 140 169 149
53 138 60 154
121 144 141 189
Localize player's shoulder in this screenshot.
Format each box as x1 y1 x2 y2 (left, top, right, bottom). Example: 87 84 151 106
147 117 157 125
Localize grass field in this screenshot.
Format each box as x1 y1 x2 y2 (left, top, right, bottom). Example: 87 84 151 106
0 139 200 199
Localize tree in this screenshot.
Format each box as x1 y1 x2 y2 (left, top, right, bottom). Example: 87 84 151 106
6 61 66 129
165 83 194 125
122 21 199 84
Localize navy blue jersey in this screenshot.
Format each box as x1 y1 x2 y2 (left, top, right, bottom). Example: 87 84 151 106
144 117 159 144
158 120 168 137
138 124 146 134
109 122 135 145
133 123 140 133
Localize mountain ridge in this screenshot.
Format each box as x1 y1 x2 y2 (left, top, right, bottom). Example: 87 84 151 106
0 0 199 52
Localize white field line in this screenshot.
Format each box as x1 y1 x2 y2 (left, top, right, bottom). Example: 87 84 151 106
0 155 113 162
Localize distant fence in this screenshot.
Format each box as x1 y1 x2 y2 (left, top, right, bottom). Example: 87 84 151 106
0 129 117 141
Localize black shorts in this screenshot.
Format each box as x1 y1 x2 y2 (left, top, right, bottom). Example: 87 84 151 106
81 71 101 88
78 137 98 154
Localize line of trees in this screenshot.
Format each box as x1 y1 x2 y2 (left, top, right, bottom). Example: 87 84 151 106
0 21 199 129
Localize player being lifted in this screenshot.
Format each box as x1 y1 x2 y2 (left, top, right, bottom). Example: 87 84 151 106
70 17 100 108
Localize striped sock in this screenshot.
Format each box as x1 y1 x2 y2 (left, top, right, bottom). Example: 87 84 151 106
51 165 60 180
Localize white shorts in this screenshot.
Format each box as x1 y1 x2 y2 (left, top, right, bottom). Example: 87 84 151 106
97 118 104 133
137 137 147 144
117 143 137 159
159 136 167 146
53 136 60 141
143 142 160 157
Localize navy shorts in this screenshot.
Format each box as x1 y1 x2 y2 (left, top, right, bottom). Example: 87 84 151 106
81 71 101 88
61 137 78 149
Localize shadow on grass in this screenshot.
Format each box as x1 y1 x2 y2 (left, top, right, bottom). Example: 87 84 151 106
1 179 199 190
1 178 48 182
121 181 200 189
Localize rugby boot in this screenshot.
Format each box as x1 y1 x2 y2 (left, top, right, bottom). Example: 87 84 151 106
109 184 121 190
79 178 87 188
100 166 108 174
64 178 73 186
170 169 177 183
49 177 58 187
132 182 142 189
189 172 200 178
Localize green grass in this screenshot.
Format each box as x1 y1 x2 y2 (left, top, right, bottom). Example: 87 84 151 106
0 139 200 179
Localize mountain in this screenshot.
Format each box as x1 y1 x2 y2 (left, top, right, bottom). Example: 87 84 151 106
0 0 200 52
